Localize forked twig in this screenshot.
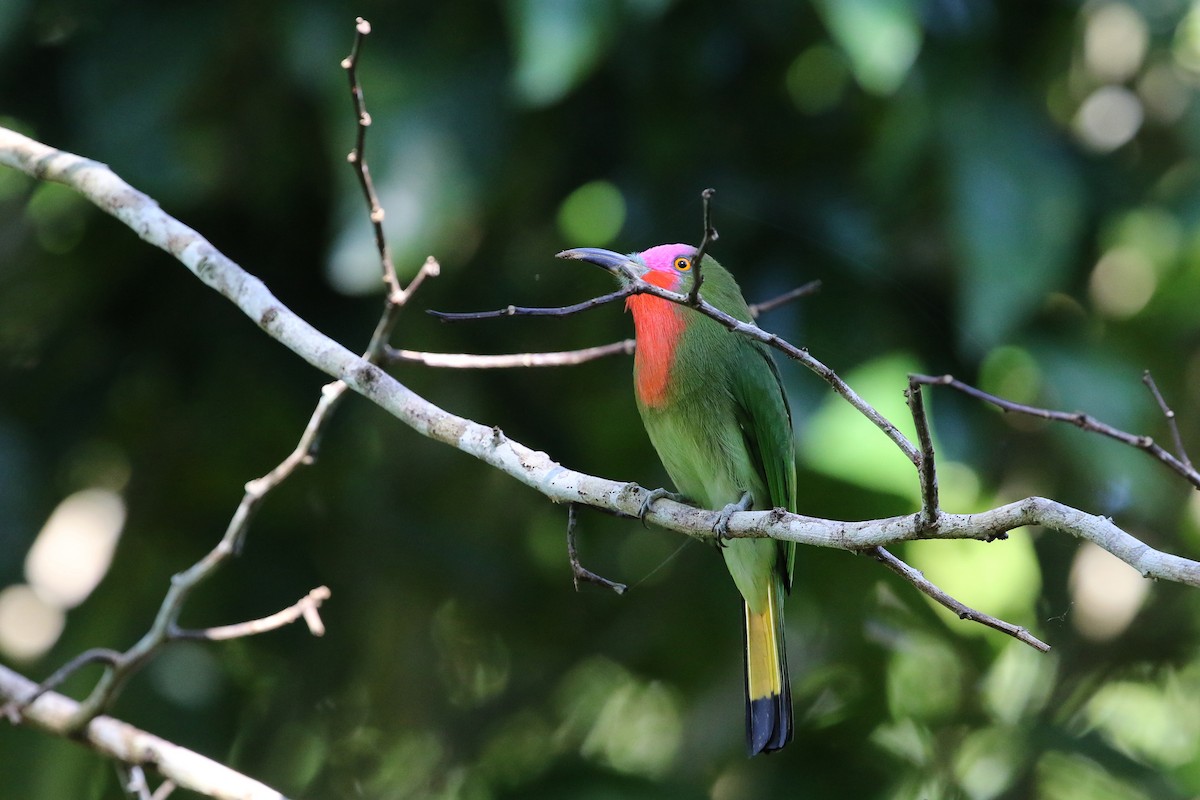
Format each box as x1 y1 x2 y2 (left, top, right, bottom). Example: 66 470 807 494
912 373 1200 489
1143 370 1193 471
1 648 120 723
567 504 628 594
173 586 331 641
117 764 176 800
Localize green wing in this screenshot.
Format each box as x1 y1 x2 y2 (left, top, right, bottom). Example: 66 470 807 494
730 339 797 589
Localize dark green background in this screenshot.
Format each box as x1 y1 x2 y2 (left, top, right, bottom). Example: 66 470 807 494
4 1 1200 798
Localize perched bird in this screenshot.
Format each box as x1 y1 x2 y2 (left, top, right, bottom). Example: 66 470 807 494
558 243 797 755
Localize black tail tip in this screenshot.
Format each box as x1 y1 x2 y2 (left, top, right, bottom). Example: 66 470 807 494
746 693 793 756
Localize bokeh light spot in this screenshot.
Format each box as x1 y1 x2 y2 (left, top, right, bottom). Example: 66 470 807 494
1173 3 1200 75
786 44 850 114
26 182 88 255
954 726 1025 800
980 345 1042 407
25 487 125 609
557 180 626 246
1037 751 1152 799
1088 246 1156 319
1138 62 1191 122
148 641 223 708
0 583 64 662
1084 4 1148 82
935 461 982 512
1068 541 1149 641
1074 86 1144 152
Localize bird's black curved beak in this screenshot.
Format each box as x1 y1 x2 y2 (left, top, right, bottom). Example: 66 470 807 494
556 247 636 274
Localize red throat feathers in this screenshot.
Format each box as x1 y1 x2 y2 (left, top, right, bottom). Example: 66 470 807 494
626 270 686 408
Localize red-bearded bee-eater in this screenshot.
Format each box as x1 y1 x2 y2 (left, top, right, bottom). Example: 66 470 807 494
558 243 796 755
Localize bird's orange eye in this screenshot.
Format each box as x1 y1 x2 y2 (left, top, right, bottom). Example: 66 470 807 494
673 257 692 272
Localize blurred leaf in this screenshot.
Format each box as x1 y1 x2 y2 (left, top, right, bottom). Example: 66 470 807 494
954 726 1026 800
801 352 924 502
903 531 1042 637
506 0 617 106
886 633 963 721
558 180 627 245
478 710 556 788
1036 752 1152 800
942 88 1085 355
982 641 1056 726
814 0 922 95
432 599 511 708
1086 666 1200 768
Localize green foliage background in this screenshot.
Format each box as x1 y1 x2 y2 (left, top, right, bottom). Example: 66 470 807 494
4 1 1200 798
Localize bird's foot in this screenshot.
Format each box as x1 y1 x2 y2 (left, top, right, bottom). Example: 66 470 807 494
638 487 685 527
713 492 753 547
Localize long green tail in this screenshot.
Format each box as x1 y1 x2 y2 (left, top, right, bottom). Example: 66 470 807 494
743 578 792 755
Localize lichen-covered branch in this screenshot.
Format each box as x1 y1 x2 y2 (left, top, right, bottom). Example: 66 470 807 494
0 664 287 800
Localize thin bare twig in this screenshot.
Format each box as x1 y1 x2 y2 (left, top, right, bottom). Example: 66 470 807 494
428 286 633 322
400 255 442 303
868 547 1050 652
912 373 1200 490
906 377 940 526
386 339 636 368
1143 369 1193 471
687 187 719 305
748 279 822 318
415 280 818 369
173 586 331 641
341 16 403 303
567 504 628 594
